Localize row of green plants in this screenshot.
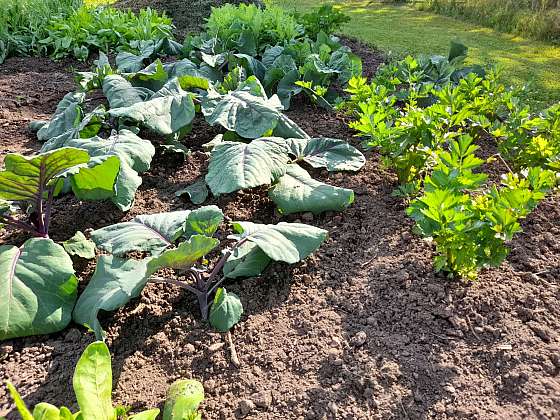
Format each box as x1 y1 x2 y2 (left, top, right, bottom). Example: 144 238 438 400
343 42 560 279
6 341 205 419
1 4 366 343
0 0 80 63
0 1 174 63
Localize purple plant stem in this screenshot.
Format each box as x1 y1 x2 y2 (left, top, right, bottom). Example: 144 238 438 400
43 186 55 237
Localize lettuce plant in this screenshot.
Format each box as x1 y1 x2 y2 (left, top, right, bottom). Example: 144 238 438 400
5 341 204 420
73 206 328 338
205 3 302 54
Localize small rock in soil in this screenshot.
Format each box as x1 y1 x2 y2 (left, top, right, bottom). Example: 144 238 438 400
350 331 367 347
239 399 255 416
251 390 272 408
208 342 225 352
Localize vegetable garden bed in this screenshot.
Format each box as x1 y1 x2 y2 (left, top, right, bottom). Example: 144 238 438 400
1 2 559 420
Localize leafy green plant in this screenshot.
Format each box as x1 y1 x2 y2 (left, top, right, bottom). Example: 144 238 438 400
0 148 118 238
5 341 204 419
407 136 557 279
346 63 517 187
294 4 351 38
0 148 118 340
180 4 362 109
205 136 364 215
40 5 175 61
494 102 560 171
205 3 302 55
73 206 328 338
0 0 80 63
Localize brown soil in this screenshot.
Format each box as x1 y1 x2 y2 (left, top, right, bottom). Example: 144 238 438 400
1 43 560 420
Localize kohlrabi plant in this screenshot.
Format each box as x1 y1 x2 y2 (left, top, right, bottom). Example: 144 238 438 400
73 206 328 338
0 147 118 341
204 135 364 215
5 341 204 420
0 147 119 238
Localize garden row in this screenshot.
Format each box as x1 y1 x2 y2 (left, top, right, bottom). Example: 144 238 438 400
1 2 559 418
342 43 560 279
1 4 364 417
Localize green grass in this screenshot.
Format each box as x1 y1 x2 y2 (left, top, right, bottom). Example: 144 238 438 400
270 0 560 107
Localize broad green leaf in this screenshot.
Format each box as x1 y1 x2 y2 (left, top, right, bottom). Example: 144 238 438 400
73 341 115 420
163 379 204 420
65 130 155 211
33 403 61 419
91 210 191 256
149 235 219 271
36 92 85 142
116 51 147 73
70 155 120 201
62 231 96 259
109 79 195 136
231 54 266 80
276 69 301 110
273 114 309 139
103 75 152 109
262 45 285 68
127 60 168 91
175 179 209 205
0 238 77 340
223 241 271 279
6 382 33 420
202 85 285 139
205 138 289 195
209 288 243 332
328 49 362 84
269 164 354 215
178 75 209 91
73 256 153 339
129 409 160 420
230 221 327 264
183 205 224 238
0 148 89 201
286 138 365 171
58 407 74 420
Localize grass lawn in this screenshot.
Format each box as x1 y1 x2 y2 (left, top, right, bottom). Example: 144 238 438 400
269 0 560 107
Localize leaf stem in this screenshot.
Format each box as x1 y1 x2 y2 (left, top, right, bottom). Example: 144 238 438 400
43 186 55 237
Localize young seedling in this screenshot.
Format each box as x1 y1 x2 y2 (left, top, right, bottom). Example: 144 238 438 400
5 341 204 420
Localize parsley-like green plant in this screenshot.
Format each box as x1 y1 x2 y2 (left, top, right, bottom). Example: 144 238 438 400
493 102 560 171
407 135 557 279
